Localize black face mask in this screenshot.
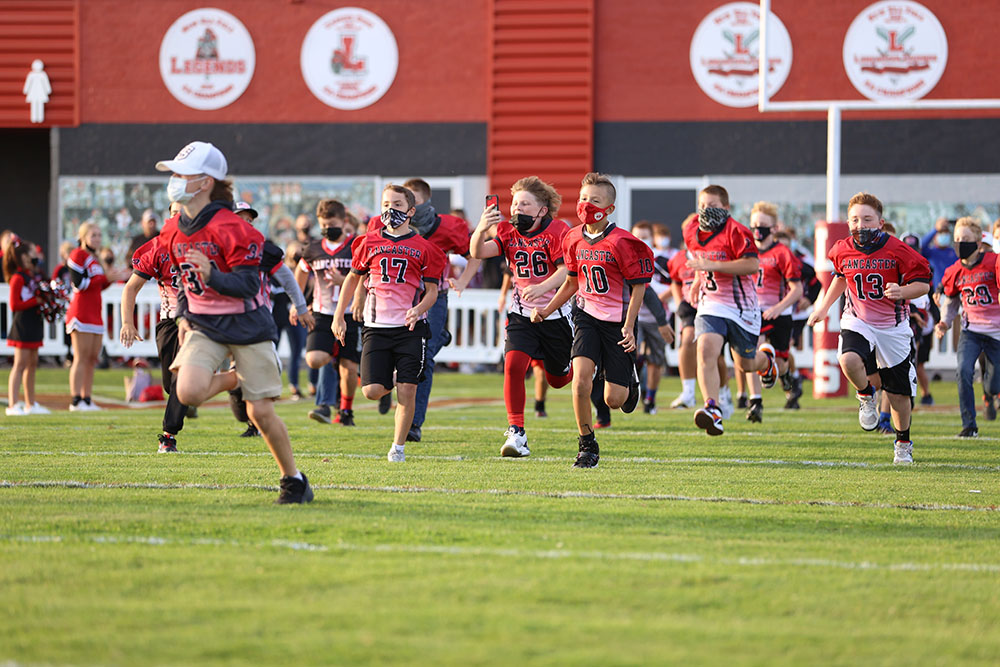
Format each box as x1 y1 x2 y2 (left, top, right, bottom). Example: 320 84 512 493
957 241 979 260
381 207 409 230
752 226 771 242
323 226 343 242
852 227 883 248
30 257 40 267
514 213 537 234
698 207 729 232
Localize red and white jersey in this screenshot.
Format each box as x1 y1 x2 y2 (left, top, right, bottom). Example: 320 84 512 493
492 218 569 319
350 229 448 328
829 234 931 329
667 250 696 305
940 252 1000 337
159 208 268 316
298 236 355 315
563 223 654 322
131 236 179 319
682 216 760 333
638 250 672 324
369 212 470 287
65 246 109 326
756 241 802 314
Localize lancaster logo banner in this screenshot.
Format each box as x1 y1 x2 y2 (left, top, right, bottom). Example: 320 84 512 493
689 2 793 108
300 7 398 111
843 0 948 101
159 8 256 110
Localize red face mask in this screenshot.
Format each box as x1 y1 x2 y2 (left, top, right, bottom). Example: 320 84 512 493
577 200 610 226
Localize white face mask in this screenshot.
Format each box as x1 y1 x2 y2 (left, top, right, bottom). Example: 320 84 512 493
993 237 1000 254
167 175 206 204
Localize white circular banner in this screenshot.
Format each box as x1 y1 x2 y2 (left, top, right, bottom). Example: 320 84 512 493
843 0 948 101
159 8 256 110
300 7 398 110
689 2 793 108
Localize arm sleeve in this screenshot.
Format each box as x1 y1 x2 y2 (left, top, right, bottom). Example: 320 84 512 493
642 284 668 326
272 264 308 311
205 265 262 298
422 244 448 285
730 224 758 260
67 249 92 291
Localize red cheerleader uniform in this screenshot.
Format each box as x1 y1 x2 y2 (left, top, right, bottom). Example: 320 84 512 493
65 247 109 335
7 270 44 349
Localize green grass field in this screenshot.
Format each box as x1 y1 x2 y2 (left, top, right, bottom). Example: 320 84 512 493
2 367 999 665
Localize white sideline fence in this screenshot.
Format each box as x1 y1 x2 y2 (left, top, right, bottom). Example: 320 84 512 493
1 284 958 372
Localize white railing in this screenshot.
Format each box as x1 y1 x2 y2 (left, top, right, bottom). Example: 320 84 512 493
1 284 958 371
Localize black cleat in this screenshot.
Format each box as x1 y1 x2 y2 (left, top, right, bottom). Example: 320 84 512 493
378 393 392 415
229 388 249 423
958 426 979 438
736 395 748 410
406 425 422 442
157 434 178 453
784 396 800 410
185 405 199 419
534 400 547 418
746 400 763 423
642 399 657 414
338 409 355 426
275 472 314 504
573 435 600 468
309 405 332 425
240 422 261 438
984 396 997 422
621 382 640 414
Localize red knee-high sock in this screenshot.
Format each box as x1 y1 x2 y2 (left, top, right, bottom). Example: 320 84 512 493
545 367 573 389
504 350 533 427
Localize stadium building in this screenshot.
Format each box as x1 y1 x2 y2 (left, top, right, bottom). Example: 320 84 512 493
1 0 998 262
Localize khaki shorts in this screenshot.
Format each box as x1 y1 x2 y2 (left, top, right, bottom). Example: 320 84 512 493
170 330 283 402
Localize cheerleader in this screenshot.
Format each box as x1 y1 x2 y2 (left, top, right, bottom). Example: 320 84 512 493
65 222 125 411
4 237 49 415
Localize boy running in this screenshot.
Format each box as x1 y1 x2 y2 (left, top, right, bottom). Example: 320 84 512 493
532 172 653 468
685 185 777 436
935 217 1000 438
807 192 931 463
333 184 447 462
744 201 802 422
470 176 572 457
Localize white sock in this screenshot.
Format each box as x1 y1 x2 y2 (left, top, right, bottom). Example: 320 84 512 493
682 378 696 396
392 444 405 453
292 471 304 481
750 394 762 400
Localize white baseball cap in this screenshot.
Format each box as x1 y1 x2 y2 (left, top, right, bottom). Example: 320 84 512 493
155 141 228 180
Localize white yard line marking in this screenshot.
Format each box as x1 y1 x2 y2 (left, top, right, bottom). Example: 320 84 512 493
2 450 999 472
1 533 997 573
1 479 996 513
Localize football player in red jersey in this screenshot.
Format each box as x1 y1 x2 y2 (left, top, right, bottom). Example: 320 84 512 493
333 184 447 462
532 172 654 468
808 192 931 464
935 217 1000 438
471 175 573 458
296 199 360 427
685 185 778 436
367 179 481 443
743 201 803 423
155 141 313 503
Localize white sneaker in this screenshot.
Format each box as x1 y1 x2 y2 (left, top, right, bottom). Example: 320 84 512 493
857 391 878 431
718 387 734 419
28 403 51 415
387 446 405 462
670 394 696 409
5 402 27 416
893 440 913 464
500 426 530 458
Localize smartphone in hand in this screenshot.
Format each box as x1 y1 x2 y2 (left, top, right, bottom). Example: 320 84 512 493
485 194 499 210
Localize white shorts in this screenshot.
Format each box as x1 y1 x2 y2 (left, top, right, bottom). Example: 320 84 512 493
840 316 913 369
66 319 104 335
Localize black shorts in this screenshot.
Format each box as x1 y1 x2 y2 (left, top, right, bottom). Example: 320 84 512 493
570 309 638 388
790 317 807 348
361 321 430 389
916 331 932 364
155 317 181 394
840 328 916 395
675 300 697 330
307 312 361 364
504 312 573 376
761 315 793 354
